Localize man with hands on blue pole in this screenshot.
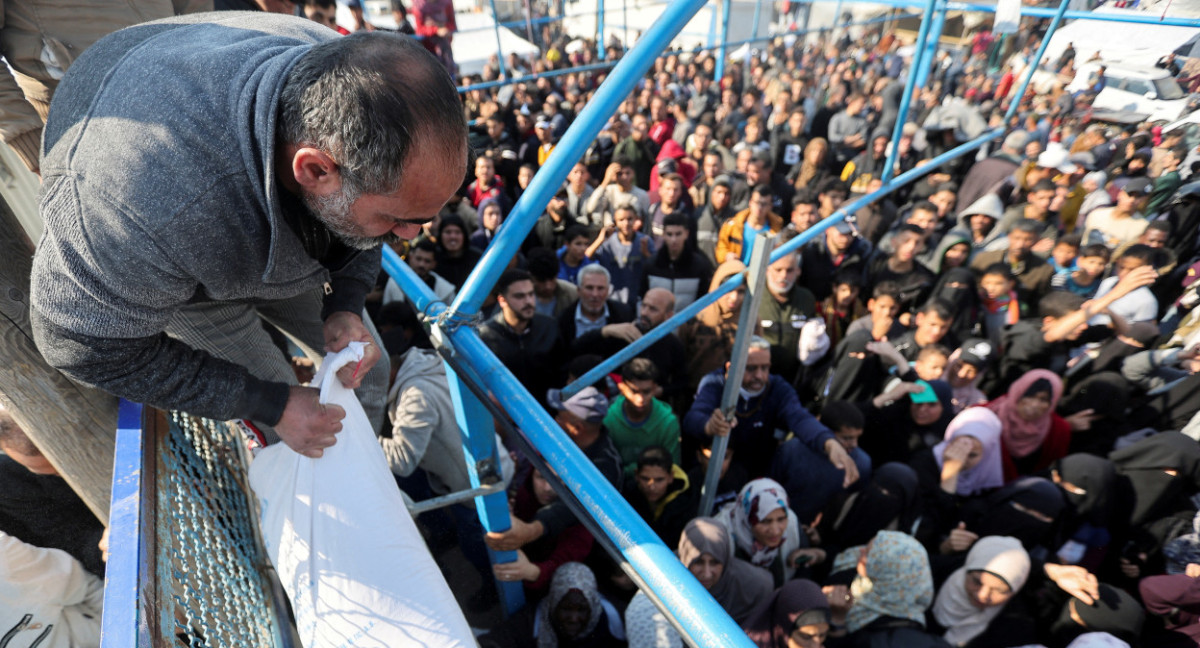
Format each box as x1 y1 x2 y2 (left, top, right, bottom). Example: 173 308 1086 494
684 337 860 486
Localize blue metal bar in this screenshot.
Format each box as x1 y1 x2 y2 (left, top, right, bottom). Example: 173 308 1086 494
561 126 1007 398
383 250 753 647
790 0 1200 27
445 369 526 613
1003 0 1071 123
707 0 717 49
880 0 937 184
381 247 525 612
102 400 148 648
745 0 763 70
447 327 754 647
456 13 559 35
598 0 606 60
489 0 509 79
448 0 712 319
715 0 732 81
914 0 946 89
458 15 899 95
460 61 616 94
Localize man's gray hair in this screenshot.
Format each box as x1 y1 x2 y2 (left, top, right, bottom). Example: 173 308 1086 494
747 336 772 353
278 32 467 197
577 263 611 287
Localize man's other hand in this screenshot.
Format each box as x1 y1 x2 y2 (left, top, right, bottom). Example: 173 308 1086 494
323 311 380 389
824 438 860 487
276 386 345 458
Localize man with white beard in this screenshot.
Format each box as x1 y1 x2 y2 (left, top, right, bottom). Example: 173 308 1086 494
757 249 825 384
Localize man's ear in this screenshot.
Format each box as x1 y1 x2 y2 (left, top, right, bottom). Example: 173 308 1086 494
290 146 343 196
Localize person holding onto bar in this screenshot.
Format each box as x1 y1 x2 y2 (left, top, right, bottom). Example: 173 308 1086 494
683 336 859 485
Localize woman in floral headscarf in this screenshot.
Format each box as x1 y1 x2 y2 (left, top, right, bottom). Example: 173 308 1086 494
830 530 941 646
714 478 813 587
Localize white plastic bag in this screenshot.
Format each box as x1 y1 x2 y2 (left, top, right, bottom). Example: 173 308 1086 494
249 342 474 648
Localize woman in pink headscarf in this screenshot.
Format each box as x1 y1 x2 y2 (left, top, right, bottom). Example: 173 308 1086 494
985 369 1072 481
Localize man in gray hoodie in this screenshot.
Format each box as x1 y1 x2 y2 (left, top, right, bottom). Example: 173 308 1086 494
29 13 468 458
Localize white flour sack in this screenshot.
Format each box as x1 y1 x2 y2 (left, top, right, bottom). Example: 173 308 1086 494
249 342 474 647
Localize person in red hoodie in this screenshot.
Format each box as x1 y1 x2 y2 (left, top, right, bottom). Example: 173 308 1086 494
412 0 456 74
647 95 676 148
649 138 697 195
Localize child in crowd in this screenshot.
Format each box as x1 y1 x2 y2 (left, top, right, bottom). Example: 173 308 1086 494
979 263 1026 352
604 358 681 478
556 225 597 283
1051 243 1110 299
1049 233 1081 275
820 271 867 351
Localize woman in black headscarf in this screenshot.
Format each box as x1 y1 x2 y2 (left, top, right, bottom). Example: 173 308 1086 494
1059 372 1131 456
1110 431 1200 529
928 267 981 341
742 579 832 648
1064 322 1160 383
821 463 921 560
962 477 1066 553
820 330 890 406
858 379 957 466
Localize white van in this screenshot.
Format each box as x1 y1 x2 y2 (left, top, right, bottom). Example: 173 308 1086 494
1067 63 1191 123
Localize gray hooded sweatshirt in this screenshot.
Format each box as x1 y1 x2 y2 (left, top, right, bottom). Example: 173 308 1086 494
30 13 379 424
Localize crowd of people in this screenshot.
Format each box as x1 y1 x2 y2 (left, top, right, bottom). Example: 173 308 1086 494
366 4 1200 648
2 0 1200 647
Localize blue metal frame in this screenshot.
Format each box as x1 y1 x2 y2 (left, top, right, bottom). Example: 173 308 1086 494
793 0 1200 27
447 0 713 320
598 0 606 60
913 0 945 89
102 400 148 647
880 0 937 183
561 125 1007 398
385 246 753 647
1003 0 1071 122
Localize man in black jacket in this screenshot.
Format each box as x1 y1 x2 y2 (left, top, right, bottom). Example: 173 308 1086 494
479 269 566 407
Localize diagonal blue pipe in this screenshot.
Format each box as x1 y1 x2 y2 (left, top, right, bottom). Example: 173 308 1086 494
447 0 713 320
560 126 1007 398
382 245 755 646
790 0 1200 27
1003 0 1071 123
880 0 938 184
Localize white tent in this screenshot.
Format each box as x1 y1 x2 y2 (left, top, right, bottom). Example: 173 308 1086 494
1043 7 1200 68
336 1 541 77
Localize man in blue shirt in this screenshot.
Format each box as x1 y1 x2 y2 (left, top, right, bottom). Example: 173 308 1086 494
683 336 860 483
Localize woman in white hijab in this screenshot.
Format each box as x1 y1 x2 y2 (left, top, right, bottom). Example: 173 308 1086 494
930 535 1031 647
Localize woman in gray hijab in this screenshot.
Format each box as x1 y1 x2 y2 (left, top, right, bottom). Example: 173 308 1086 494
677 517 774 624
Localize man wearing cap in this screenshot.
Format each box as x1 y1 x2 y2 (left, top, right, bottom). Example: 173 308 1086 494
801 219 871 303
683 337 859 483
1083 178 1153 249
483 385 622 553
